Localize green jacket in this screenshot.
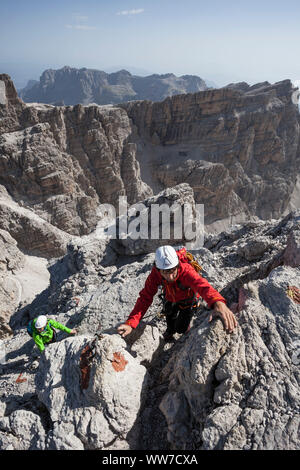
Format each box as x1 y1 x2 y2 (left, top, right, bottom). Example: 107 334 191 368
32 318 72 352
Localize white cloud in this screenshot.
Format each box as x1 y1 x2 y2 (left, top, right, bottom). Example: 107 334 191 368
65 13 96 30
72 14 89 22
65 24 97 30
117 9 144 16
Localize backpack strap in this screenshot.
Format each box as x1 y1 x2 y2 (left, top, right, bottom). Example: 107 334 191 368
27 319 34 337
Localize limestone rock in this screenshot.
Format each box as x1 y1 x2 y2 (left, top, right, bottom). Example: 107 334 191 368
0 409 46 450
0 220 51 338
121 80 300 228
159 265 300 450
283 226 300 267
237 236 271 261
0 74 152 242
110 183 199 255
0 229 25 338
1 74 300 245
35 334 149 449
38 210 300 450
0 193 73 257
0 116 299 452
0 229 25 273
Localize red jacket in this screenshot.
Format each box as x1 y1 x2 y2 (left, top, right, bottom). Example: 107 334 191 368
126 254 226 329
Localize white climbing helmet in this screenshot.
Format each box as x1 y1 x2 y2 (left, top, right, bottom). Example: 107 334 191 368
155 245 179 270
35 315 47 329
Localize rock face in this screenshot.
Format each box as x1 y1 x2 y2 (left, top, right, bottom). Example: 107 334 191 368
19 66 208 106
0 229 25 338
160 265 300 450
1 74 300 244
0 185 73 257
121 80 300 228
0 209 299 450
109 183 199 255
0 226 50 339
0 74 152 242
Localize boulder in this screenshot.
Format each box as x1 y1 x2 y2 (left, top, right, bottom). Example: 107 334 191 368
159 266 300 450
0 409 46 450
110 183 200 255
35 334 149 449
283 227 300 267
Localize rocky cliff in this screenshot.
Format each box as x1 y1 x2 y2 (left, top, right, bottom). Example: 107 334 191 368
0 73 152 247
1 73 300 244
121 79 300 228
19 66 208 106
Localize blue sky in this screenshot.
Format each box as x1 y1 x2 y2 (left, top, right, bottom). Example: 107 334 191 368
1 0 300 88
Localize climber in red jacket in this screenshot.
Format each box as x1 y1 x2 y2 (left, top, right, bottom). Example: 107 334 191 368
117 245 237 341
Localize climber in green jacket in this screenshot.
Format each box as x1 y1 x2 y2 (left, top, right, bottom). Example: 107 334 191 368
28 315 77 353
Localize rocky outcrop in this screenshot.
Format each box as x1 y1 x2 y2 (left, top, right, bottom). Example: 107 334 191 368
0 229 25 338
0 74 152 239
1 69 300 451
19 66 207 106
0 229 25 274
121 80 300 228
35 334 148 450
109 183 199 255
0 185 73 257
160 265 300 450
0 225 51 338
1 74 300 244
0 208 299 450
1 74 300 451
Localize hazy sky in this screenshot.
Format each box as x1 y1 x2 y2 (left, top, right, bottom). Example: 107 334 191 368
1 0 300 88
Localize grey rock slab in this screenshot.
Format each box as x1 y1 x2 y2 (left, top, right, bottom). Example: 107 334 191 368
159 265 300 450
0 410 46 450
36 333 149 449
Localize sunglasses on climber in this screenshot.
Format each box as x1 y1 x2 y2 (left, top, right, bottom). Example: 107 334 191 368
159 265 179 274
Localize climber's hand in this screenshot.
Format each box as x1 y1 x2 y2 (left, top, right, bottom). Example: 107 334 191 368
209 301 237 333
70 329 77 335
117 324 132 338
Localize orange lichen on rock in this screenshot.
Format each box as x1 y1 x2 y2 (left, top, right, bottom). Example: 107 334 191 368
111 352 128 372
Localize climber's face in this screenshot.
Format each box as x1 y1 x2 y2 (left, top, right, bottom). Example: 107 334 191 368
160 265 178 282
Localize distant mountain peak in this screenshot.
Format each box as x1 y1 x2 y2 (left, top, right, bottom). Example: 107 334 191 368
19 66 208 106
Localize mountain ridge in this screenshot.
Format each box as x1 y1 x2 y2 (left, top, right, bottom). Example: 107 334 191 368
19 66 208 106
